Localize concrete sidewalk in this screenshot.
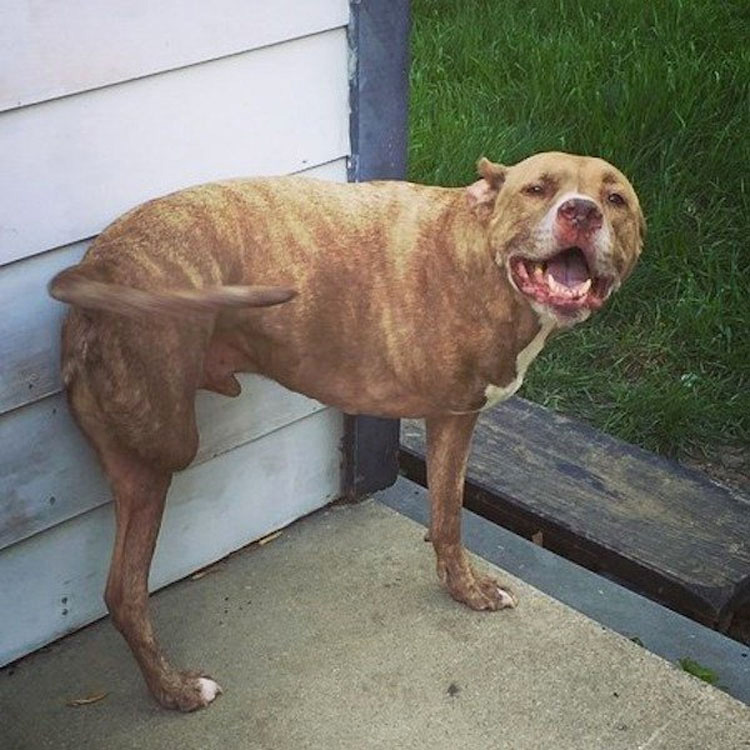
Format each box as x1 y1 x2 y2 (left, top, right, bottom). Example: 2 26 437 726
2 498 749 750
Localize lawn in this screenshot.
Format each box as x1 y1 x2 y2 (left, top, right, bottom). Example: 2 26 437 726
408 0 750 475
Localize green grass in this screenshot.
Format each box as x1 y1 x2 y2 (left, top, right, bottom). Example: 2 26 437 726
408 0 750 461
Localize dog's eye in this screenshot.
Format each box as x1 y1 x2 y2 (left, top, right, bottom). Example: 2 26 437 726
608 192 626 207
523 184 546 197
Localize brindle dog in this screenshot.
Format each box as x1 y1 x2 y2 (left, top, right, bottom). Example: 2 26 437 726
49 152 645 710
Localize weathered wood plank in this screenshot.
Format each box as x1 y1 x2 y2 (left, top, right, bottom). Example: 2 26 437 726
0 378 327 552
0 158 347 416
400 398 750 632
0 0 349 111
0 407 343 666
0 29 349 265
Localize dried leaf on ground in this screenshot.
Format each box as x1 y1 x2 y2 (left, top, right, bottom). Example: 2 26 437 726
66 692 108 707
191 564 223 581
258 531 282 546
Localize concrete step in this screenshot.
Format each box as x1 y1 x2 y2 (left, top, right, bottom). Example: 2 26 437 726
380 477 750 705
2 487 749 749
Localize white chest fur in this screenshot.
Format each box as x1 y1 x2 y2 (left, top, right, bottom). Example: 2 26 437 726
482 315 556 410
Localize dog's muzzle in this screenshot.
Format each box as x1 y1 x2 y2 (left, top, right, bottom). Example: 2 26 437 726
508 196 615 315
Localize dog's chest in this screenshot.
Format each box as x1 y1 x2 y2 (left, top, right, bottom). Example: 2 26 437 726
482 316 556 410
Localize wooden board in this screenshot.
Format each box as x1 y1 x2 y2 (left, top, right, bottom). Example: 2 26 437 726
0 28 349 265
0 378 327 552
0 157 347 417
0 0 349 111
0 407 343 666
400 398 750 633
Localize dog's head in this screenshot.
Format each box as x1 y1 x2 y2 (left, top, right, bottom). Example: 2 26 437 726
467 151 645 324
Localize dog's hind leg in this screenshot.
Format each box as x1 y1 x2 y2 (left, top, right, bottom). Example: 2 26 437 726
99 446 222 711
425 413 518 611
61 308 221 709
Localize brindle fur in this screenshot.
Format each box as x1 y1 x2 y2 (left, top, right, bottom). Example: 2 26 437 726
49 152 644 711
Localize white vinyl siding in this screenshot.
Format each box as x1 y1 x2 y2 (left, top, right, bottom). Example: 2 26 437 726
0 2 350 666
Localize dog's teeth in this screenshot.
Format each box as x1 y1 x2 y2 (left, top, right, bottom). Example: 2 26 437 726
545 271 564 295
534 264 544 282
570 278 593 299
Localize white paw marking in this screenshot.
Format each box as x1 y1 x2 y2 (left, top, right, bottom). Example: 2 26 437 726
197 677 222 703
497 587 517 608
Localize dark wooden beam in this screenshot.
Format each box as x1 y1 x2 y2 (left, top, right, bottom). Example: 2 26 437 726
347 0 411 184
341 0 410 499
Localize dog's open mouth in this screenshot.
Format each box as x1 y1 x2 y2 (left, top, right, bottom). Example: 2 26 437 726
509 247 612 313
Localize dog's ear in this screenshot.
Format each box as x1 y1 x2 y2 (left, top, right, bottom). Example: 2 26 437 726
466 157 507 220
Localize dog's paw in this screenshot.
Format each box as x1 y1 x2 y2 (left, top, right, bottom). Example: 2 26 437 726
451 572 517 611
438 554 518 611
470 573 517 610
152 672 223 712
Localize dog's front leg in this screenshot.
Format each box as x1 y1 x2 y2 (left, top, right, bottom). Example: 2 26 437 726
426 413 518 611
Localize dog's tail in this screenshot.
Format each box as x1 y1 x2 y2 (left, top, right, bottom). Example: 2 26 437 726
48 266 296 317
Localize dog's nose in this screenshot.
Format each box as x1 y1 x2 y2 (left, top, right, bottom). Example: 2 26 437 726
558 197 603 232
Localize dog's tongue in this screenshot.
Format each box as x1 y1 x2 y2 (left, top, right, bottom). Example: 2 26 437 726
547 249 589 287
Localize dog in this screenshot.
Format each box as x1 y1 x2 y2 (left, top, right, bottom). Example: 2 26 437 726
49 151 644 711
